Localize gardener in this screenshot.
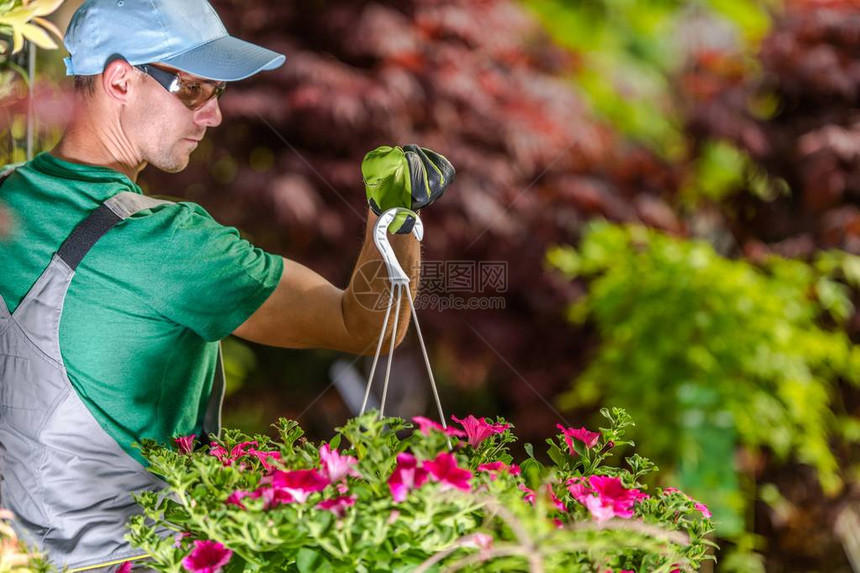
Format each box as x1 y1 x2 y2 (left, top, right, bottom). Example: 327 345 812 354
0 0 453 571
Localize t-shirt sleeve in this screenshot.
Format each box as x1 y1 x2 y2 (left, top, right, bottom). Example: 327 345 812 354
150 202 284 342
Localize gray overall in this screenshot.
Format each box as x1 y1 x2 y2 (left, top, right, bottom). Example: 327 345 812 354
0 170 226 571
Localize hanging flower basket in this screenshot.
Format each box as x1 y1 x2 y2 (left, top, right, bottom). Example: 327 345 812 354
127 408 715 572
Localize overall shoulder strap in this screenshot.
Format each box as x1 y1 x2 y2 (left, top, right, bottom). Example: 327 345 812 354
0 165 19 187
57 192 172 270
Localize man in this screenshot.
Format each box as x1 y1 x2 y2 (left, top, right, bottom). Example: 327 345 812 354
0 0 454 570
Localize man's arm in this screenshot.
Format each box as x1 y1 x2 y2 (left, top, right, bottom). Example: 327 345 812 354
232 208 420 355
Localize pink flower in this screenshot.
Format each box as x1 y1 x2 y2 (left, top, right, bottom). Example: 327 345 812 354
477 461 508 480
451 415 511 448
519 484 536 504
265 469 329 503
251 486 295 509
225 490 250 510
316 495 357 518
508 464 521 476
209 442 257 467
552 518 565 529
556 424 600 455
247 449 281 472
181 540 232 573
465 532 493 559
694 502 712 518
424 452 472 493
663 487 711 518
584 495 617 522
591 476 648 517
319 444 360 483
547 485 568 512
174 435 197 455
388 453 429 502
572 475 648 521
117 562 133 573
174 531 192 548
230 441 258 459
566 477 591 504
209 443 230 465
412 416 467 437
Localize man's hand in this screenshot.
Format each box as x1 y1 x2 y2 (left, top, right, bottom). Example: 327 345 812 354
362 144 455 234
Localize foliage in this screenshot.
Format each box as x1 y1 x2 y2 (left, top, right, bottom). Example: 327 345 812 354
523 0 773 154
548 222 860 543
128 409 715 572
0 0 66 231
0 0 63 56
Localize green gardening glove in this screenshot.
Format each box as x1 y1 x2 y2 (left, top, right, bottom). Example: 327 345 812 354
362 144 456 234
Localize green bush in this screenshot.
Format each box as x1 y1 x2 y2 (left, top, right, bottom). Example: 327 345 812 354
548 222 860 547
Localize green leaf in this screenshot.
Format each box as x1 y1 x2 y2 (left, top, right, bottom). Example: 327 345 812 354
547 442 567 469
296 548 333 573
524 442 535 459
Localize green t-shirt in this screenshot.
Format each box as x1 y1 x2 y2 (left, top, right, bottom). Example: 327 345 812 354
0 153 284 465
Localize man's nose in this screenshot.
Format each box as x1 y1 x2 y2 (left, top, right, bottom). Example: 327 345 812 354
195 97 222 128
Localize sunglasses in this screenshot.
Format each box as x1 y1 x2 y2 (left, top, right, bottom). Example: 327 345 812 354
135 63 226 111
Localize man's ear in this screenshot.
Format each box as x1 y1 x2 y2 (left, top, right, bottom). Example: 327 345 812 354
101 60 136 104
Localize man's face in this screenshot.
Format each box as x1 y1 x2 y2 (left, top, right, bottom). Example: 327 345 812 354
129 64 223 173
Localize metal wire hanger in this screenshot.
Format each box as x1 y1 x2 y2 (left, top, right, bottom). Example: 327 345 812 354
358 208 449 433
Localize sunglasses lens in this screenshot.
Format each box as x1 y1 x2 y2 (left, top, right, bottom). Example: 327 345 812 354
176 80 224 109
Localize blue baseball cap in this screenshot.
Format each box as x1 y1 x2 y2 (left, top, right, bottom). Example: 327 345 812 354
64 0 285 81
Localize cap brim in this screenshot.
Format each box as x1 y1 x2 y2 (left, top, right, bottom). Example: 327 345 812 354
159 35 285 82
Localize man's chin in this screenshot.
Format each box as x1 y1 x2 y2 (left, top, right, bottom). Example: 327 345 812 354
151 155 191 174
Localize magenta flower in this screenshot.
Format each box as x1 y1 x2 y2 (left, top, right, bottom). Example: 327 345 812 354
251 486 295 509
465 532 493 559
567 477 591 504
225 490 250 510
584 495 617 522
519 484 536 504
117 562 133 573
451 415 511 448
181 540 232 573
174 531 193 548
424 452 472 493
319 444 360 483
663 487 711 518
265 469 329 503
317 495 357 518
477 461 507 480
547 485 568 512
694 502 712 518
570 475 648 521
412 416 467 437
230 441 258 459
174 435 197 455
209 443 230 465
388 452 429 502
556 424 601 455
247 449 281 472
